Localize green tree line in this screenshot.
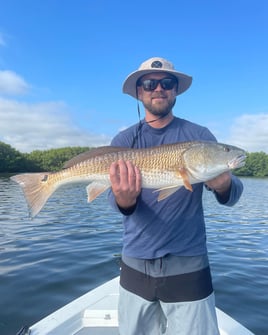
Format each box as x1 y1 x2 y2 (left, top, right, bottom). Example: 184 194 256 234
0 141 268 177
0 141 90 173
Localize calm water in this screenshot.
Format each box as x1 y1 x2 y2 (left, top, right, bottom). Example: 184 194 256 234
0 176 267 335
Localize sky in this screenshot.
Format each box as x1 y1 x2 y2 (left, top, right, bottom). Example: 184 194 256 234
0 0 267 153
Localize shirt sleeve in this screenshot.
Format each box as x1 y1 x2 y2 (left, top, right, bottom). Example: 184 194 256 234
212 175 244 207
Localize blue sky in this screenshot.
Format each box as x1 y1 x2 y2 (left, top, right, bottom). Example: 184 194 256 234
0 0 267 153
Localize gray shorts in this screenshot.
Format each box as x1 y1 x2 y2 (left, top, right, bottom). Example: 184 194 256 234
118 255 220 335
119 285 220 335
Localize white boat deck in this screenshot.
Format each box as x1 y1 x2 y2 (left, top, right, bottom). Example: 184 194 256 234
29 276 254 335
75 328 118 335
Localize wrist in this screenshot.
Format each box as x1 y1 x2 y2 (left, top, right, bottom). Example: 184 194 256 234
206 177 231 195
115 196 137 209
213 185 230 194
205 181 232 204
117 202 137 216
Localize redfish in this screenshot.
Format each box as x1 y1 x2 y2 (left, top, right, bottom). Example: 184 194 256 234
11 141 245 217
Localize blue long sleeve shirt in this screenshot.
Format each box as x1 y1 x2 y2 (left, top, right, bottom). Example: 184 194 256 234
108 117 243 259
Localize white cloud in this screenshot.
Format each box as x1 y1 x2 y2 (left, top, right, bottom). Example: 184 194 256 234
0 70 30 96
0 98 111 152
228 113 268 153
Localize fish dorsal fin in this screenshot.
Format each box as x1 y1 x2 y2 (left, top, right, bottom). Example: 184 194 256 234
63 146 132 168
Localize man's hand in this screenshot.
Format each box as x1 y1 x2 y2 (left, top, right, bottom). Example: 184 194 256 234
109 160 142 209
205 172 232 196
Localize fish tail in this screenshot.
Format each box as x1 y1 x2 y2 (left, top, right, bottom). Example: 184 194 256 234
11 172 55 218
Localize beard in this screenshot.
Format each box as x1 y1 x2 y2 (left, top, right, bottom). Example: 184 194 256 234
142 94 176 117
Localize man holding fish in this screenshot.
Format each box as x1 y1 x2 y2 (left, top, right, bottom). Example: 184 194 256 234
11 57 245 334
108 57 244 335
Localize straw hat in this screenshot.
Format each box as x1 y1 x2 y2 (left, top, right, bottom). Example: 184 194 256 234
123 57 192 98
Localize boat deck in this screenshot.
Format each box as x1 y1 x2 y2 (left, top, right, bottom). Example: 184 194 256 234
29 276 254 335
76 327 118 334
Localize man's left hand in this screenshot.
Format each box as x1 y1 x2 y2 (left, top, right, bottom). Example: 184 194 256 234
205 172 232 195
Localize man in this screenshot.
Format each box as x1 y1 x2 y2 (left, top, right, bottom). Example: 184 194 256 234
108 57 243 335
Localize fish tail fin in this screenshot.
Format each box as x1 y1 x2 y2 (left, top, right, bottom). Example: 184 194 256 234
11 172 55 218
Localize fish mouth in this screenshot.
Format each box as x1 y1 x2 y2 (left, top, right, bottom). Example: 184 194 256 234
228 154 246 169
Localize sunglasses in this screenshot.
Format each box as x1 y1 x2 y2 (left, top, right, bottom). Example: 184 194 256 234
138 77 178 91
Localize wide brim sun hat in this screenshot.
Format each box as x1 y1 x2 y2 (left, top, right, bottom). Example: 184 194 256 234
123 57 193 98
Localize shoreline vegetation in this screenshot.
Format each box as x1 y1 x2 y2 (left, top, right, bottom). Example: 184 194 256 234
1 141 268 177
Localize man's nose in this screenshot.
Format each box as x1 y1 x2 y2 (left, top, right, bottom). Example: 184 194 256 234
154 82 162 91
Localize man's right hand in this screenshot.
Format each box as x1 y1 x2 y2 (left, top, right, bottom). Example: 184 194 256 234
109 160 142 210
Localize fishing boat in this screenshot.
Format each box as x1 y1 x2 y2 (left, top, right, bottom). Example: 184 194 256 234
24 276 254 335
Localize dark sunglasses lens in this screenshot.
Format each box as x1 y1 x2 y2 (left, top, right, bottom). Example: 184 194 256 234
142 79 158 91
161 78 176 90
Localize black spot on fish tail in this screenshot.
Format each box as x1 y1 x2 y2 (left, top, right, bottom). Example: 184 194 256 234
41 175 48 182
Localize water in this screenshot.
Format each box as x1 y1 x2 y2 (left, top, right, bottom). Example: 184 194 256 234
0 176 267 335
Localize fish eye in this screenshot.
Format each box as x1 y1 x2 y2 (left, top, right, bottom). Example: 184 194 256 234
223 146 230 152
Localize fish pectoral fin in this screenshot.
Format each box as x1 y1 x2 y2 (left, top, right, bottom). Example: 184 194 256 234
154 186 181 201
86 182 110 202
176 167 193 192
